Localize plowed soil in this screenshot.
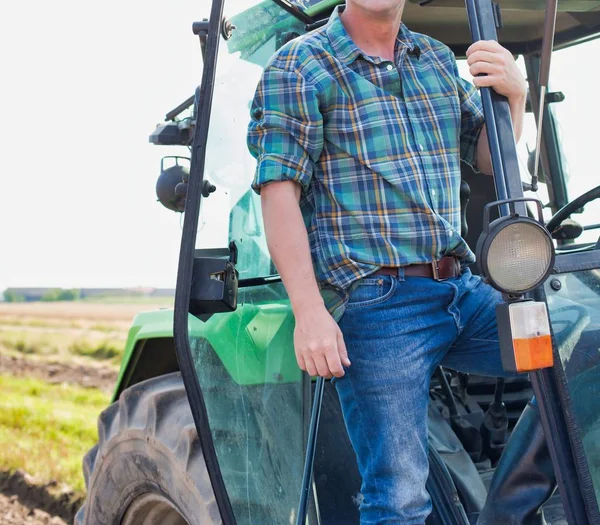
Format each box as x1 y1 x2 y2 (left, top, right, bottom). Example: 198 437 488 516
0 471 76 525
0 353 117 392
0 493 66 525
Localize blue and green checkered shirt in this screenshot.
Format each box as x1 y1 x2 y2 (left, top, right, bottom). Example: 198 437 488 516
247 7 484 309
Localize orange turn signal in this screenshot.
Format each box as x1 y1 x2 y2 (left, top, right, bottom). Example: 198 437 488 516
512 334 554 373
497 301 554 374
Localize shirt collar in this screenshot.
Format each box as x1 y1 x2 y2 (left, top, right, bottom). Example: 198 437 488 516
325 6 418 66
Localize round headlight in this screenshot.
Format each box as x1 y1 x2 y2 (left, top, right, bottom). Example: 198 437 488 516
478 217 555 294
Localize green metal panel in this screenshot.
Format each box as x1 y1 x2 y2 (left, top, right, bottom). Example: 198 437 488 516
112 301 298 401
189 301 300 386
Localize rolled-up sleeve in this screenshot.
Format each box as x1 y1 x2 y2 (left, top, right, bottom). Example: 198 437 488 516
453 61 485 170
247 65 323 194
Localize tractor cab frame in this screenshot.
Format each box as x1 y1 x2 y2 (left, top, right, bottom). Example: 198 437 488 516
77 1 600 524
173 1 600 523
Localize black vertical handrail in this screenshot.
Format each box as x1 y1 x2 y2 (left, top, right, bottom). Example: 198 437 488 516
463 2 595 523
296 376 325 525
464 0 526 217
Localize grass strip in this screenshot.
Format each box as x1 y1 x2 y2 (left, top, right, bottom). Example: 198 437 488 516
0 374 109 495
0 329 124 364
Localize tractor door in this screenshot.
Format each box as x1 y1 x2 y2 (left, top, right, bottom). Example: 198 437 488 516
171 1 315 524
171 0 600 524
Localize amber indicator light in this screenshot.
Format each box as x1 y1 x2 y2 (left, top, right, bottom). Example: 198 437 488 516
512 335 554 372
509 302 553 373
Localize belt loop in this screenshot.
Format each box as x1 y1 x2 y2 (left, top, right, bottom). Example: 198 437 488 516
431 261 440 281
397 266 406 282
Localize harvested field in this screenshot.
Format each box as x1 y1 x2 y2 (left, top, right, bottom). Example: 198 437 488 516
0 301 171 368
0 300 171 322
0 354 117 392
0 300 171 524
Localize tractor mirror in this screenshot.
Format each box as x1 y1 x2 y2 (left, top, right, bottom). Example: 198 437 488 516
156 157 190 212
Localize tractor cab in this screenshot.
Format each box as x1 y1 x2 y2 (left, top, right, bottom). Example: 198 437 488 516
77 1 600 524
161 1 600 523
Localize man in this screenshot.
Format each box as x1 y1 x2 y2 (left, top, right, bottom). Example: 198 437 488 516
247 1 527 523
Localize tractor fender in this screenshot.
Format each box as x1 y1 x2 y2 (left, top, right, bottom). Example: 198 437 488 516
112 309 179 401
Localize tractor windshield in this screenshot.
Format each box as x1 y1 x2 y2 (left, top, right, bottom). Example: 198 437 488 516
544 269 600 506
547 39 600 245
195 0 304 280
540 37 600 509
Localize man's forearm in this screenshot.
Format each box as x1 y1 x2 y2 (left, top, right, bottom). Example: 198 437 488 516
260 181 323 314
509 93 526 143
476 93 526 176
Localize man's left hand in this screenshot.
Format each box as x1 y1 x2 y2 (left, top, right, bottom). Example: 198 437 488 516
466 40 527 102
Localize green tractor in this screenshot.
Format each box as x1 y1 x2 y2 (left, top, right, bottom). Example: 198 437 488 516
76 0 600 523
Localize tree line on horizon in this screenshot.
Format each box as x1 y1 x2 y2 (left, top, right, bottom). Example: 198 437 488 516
3 288 81 303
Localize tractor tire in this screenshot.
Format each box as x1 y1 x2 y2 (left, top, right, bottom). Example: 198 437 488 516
75 372 222 525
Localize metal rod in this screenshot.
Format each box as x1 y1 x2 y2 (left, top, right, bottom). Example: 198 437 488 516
493 377 506 407
539 0 559 87
165 94 196 122
583 223 600 231
532 85 546 190
296 376 325 525
532 0 558 191
436 367 459 416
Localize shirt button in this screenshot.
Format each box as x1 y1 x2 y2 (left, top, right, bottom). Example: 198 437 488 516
386 64 394 71
431 189 436 196
419 144 424 151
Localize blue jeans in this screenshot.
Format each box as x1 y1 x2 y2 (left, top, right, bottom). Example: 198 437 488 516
333 268 516 525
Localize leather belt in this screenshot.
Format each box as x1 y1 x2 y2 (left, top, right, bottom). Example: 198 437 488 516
373 256 461 281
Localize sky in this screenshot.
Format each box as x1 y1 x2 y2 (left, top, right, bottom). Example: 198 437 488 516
0 0 204 290
1 1 599 291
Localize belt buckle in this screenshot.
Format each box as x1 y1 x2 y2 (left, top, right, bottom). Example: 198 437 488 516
431 261 447 282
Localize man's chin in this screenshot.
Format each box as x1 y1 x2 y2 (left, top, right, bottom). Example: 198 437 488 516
348 0 406 18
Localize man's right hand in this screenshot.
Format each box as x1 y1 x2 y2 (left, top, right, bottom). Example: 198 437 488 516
293 303 351 378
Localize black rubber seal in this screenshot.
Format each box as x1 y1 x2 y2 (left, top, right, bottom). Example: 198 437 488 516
172 0 237 523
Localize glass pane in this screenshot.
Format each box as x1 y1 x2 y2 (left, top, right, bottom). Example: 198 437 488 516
196 0 304 280
549 41 600 244
456 57 552 221
545 268 600 507
189 2 309 522
188 282 304 524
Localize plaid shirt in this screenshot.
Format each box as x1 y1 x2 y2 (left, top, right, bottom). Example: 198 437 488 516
247 7 484 313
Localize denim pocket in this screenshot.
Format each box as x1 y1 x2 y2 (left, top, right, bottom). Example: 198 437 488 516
346 275 397 309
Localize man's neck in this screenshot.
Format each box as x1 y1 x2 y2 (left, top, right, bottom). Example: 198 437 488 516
340 3 404 62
